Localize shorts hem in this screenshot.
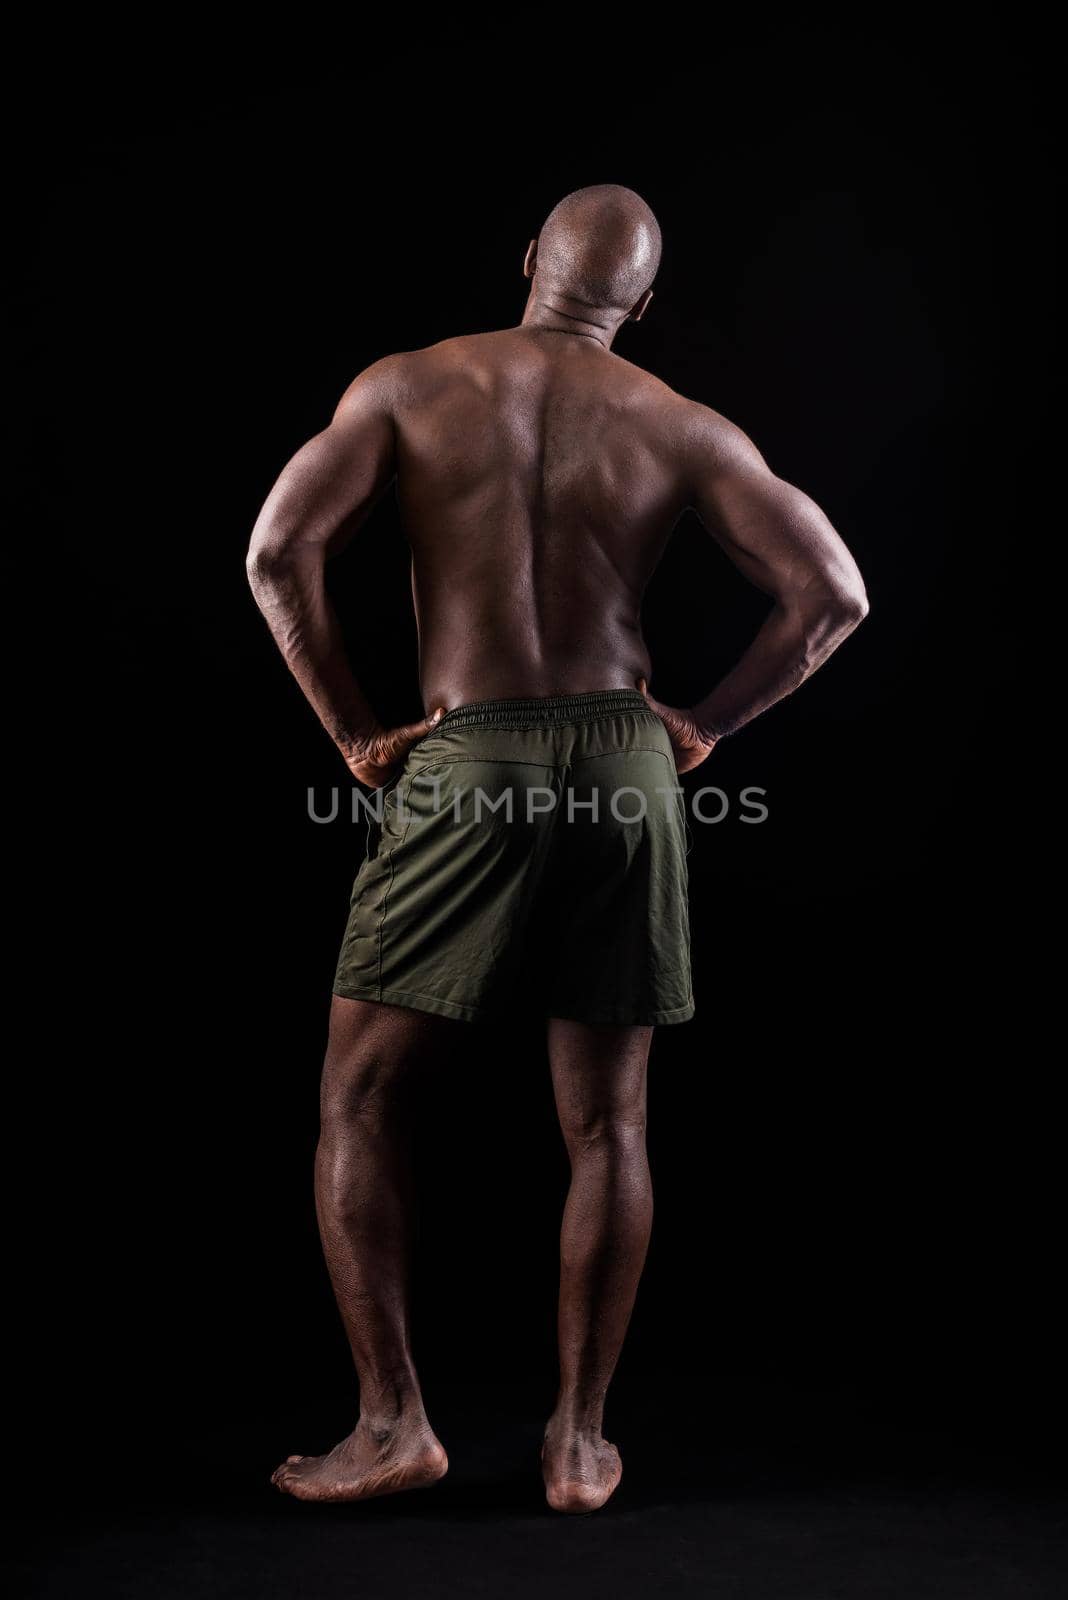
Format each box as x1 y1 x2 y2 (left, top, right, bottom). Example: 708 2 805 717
331 982 497 1023
547 999 696 1025
332 982 696 1027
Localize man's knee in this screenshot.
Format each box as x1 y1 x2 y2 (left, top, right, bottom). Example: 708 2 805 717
319 998 429 1131
320 1044 401 1132
558 1102 648 1156
321 1013 395 1129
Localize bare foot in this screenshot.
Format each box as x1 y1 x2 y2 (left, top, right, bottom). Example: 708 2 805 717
540 1414 623 1513
271 1415 448 1503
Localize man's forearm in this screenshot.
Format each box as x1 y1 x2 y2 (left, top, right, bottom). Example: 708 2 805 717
246 546 378 760
692 588 868 740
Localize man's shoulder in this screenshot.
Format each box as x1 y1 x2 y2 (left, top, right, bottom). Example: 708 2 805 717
395 330 503 368
655 384 752 458
333 339 477 418
356 333 501 400
600 356 741 451
604 350 692 409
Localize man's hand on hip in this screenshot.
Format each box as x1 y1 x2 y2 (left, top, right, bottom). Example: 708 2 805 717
344 708 446 789
637 678 718 774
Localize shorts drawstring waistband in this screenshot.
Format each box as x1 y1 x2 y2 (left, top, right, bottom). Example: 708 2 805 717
436 688 650 731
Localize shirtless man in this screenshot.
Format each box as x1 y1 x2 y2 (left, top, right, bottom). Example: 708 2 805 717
246 184 868 1513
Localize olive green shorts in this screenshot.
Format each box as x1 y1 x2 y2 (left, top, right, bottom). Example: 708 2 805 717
332 688 694 1026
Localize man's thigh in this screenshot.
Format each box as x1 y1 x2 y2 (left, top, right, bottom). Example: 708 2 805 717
536 748 693 1027
332 749 561 1023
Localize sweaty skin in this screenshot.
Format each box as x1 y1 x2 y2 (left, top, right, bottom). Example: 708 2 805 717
248 185 869 1511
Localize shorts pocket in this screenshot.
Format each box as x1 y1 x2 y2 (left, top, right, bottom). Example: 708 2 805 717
362 771 405 860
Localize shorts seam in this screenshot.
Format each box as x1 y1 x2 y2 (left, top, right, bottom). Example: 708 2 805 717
567 746 676 766
405 756 562 774
378 773 420 998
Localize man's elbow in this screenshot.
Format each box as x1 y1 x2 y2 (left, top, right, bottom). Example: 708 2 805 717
831 580 870 630
793 575 869 660
810 563 870 632
245 533 295 602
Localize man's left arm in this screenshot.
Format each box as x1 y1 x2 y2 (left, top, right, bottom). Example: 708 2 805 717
642 403 870 769
246 356 443 786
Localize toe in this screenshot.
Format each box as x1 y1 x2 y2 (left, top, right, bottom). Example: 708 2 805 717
271 1453 305 1486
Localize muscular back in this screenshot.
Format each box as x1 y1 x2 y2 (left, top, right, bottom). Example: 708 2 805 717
250 316 866 762
386 329 694 708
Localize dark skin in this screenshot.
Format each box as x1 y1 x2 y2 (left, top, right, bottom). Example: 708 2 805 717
249 186 868 1511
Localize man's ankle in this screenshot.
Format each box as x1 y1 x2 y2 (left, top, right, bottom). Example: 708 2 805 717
358 1375 426 1434
548 1394 606 1438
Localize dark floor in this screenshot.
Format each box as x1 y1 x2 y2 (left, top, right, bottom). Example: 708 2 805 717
9 1388 1067 1598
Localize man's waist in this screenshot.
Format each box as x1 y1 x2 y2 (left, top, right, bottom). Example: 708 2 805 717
435 688 649 731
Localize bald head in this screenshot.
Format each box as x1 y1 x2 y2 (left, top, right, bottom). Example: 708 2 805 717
533 185 662 315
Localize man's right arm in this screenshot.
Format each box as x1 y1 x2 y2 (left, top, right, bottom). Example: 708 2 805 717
246 356 444 786
644 403 869 765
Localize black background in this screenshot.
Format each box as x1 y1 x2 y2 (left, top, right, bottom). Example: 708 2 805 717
17 17 1060 1598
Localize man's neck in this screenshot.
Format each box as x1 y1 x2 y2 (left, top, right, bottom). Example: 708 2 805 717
519 293 620 351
